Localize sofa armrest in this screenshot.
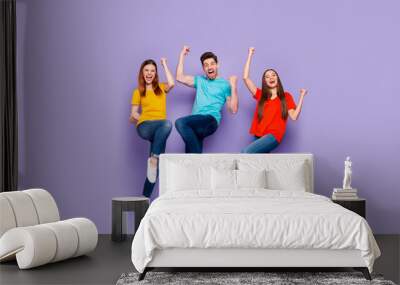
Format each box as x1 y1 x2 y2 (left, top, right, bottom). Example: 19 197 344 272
0 218 98 269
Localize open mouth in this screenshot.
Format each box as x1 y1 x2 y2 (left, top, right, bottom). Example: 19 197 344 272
207 70 215 76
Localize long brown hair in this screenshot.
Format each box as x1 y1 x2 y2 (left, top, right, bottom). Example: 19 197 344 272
257 69 288 121
138 59 162 97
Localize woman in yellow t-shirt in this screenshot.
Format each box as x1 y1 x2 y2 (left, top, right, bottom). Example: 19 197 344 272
130 58 175 198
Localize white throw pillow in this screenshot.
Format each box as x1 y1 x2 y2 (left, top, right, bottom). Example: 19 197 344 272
211 168 236 190
211 169 268 190
238 159 308 191
266 162 307 191
237 169 267 189
167 162 211 191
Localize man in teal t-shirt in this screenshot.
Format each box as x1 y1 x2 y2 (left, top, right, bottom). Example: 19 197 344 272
175 46 239 153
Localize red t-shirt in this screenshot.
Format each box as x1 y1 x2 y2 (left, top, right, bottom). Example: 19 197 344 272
249 89 296 142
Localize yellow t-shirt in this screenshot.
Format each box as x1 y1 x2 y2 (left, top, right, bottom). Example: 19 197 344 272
131 83 167 125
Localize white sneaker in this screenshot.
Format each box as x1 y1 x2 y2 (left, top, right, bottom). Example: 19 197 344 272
147 157 157 183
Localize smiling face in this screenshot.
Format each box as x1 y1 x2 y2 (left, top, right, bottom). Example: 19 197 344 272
264 70 279 89
142 64 157 85
202 58 218 80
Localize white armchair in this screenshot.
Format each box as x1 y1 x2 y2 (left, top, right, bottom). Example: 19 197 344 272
0 189 98 269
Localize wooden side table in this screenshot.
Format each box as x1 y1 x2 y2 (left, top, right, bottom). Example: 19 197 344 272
112 196 149 242
332 198 366 218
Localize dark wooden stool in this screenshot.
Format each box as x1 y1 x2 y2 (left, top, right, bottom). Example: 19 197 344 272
111 197 149 242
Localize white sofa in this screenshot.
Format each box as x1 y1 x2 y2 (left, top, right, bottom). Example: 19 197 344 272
0 188 98 269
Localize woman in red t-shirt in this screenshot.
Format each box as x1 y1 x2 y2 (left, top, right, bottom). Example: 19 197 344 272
241 47 308 153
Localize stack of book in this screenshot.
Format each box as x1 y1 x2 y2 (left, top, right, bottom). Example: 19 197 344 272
332 188 358 200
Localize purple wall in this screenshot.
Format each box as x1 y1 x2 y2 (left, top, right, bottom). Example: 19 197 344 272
16 0 400 234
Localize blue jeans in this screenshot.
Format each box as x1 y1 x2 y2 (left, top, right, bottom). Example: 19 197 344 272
175 114 218 153
137 120 172 197
241 134 279 153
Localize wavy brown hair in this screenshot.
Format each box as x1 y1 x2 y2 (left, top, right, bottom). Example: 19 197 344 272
257 69 288 121
138 59 162 97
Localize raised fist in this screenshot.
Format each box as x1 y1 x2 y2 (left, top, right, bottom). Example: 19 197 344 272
160 57 167 65
300 88 308 97
229 75 238 85
181 46 190 56
248 47 255 55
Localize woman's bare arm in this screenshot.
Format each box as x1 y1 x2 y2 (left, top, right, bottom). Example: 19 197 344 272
160 58 175 92
129 105 141 123
288 89 308 121
243 47 257 96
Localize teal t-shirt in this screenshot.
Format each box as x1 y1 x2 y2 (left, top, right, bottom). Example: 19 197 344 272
192 75 231 124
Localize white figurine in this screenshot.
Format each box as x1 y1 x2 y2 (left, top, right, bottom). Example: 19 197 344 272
342 156 352 189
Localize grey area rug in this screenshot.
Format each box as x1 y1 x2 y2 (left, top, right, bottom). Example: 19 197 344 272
116 271 396 285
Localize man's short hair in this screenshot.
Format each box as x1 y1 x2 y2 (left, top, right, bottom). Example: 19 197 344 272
200 52 218 65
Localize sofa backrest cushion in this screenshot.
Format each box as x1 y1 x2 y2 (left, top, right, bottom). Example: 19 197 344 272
0 189 60 238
